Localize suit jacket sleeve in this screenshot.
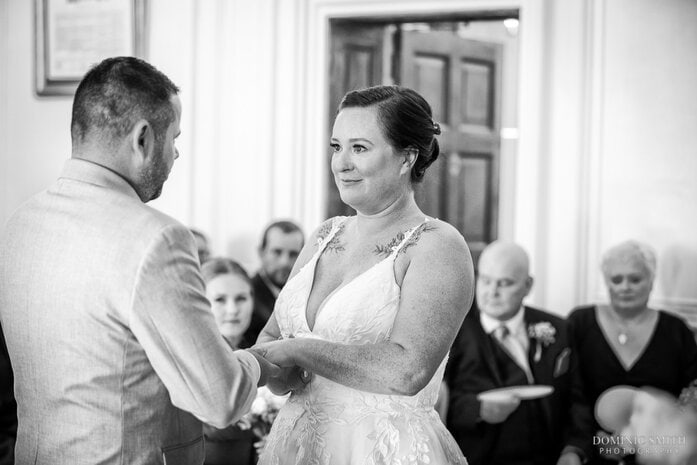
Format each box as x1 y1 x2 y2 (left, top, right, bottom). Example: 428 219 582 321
129 224 260 428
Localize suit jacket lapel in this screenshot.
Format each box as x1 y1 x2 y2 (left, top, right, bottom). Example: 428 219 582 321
524 308 538 372
523 307 554 431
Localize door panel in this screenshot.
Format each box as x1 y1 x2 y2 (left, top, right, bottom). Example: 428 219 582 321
413 54 449 124
460 60 494 128
459 155 491 242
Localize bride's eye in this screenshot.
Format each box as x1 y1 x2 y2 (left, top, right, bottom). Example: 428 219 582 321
329 143 341 153
352 145 367 154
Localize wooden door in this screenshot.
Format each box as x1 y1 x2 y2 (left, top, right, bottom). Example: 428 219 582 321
400 30 502 265
326 21 385 218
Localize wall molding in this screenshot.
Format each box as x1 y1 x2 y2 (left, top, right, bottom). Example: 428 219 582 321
189 1 224 246
578 0 607 305
0 0 8 225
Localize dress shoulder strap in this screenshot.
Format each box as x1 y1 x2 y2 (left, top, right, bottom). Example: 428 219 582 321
389 217 430 258
315 216 350 253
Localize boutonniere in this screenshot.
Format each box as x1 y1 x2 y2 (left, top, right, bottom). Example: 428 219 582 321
528 322 556 362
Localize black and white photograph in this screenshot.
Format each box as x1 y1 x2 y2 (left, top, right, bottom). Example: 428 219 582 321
1 1 696 464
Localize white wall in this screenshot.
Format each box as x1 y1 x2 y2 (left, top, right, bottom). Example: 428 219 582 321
0 0 306 274
0 0 8 226
1 0 72 228
153 0 309 272
589 0 697 323
1 0 696 319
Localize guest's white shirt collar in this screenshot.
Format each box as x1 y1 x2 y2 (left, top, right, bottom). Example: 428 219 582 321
480 306 526 336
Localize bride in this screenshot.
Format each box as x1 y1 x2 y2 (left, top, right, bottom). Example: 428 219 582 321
252 85 474 464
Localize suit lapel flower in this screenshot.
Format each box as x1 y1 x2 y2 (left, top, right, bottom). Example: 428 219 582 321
528 322 556 362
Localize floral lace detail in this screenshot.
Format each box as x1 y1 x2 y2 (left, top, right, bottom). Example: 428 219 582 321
259 217 467 465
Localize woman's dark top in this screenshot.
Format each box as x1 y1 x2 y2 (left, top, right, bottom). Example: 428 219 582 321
569 305 697 464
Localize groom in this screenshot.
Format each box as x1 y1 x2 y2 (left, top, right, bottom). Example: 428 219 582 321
445 241 592 465
0 57 279 465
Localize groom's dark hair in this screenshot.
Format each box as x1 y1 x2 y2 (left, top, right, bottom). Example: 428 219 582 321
71 56 179 147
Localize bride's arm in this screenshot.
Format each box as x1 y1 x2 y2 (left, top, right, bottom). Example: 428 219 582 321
255 222 475 396
256 314 281 344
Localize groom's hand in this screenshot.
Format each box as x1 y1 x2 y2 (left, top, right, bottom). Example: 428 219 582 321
247 349 281 387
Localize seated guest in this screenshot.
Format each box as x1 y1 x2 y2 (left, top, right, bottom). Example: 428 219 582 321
244 220 304 343
0 323 16 465
191 228 212 265
202 258 257 465
446 241 591 465
569 240 697 464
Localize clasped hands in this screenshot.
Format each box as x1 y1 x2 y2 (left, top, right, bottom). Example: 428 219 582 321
247 338 313 395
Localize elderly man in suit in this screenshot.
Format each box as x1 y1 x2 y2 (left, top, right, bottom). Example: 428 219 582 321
245 220 304 343
0 57 281 465
445 241 592 465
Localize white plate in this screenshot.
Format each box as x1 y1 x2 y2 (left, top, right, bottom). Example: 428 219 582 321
477 385 554 401
594 385 638 432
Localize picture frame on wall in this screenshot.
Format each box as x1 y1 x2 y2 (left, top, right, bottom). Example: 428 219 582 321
35 0 148 96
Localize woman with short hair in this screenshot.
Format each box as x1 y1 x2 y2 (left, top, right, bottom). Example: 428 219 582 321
569 240 697 464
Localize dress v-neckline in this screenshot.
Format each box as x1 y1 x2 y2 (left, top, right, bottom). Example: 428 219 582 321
302 217 428 332
594 306 660 372
304 253 394 332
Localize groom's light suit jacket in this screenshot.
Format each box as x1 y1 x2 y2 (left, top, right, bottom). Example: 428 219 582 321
0 159 260 465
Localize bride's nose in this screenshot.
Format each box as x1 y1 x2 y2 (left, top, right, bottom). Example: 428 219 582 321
331 147 353 173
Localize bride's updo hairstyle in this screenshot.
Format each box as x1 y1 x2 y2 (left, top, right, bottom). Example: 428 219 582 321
338 85 441 183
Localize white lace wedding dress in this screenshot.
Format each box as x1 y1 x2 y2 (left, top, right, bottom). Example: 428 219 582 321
258 217 467 465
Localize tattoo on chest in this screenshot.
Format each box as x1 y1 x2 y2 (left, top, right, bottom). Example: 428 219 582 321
373 223 436 257
317 219 346 253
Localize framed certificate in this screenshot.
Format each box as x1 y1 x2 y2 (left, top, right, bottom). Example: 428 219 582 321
35 0 148 96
